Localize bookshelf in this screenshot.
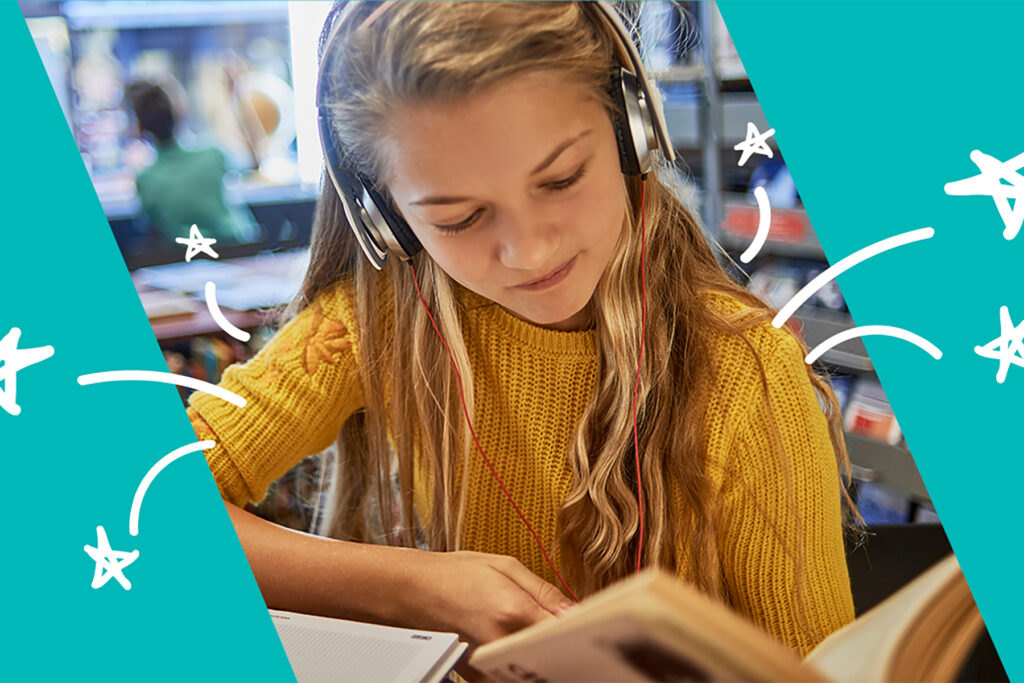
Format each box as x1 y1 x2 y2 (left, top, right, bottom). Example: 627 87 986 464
662 2 931 520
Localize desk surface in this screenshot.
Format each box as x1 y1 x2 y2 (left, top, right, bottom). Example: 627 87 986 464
133 250 305 343
147 305 281 343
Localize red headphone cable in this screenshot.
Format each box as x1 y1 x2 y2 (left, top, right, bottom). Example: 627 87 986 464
409 261 580 603
408 175 648 599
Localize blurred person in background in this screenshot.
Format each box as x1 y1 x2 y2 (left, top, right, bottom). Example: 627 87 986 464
127 80 247 246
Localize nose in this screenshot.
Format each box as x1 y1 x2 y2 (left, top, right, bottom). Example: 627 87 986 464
496 209 560 273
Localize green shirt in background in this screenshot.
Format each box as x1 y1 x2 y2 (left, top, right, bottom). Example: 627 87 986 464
135 141 246 244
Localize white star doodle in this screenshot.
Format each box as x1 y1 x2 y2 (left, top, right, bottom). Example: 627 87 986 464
0 327 54 417
83 526 139 590
974 306 1024 384
175 224 219 262
944 150 1024 240
733 121 776 167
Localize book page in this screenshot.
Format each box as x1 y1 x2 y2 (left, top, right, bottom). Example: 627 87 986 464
472 570 820 682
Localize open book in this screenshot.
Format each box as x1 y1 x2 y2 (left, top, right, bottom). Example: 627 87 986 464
269 609 467 683
471 553 983 682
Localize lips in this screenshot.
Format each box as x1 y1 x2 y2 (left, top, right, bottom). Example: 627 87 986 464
513 254 578 291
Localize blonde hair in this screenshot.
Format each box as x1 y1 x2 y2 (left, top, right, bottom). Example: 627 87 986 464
292 2 859 613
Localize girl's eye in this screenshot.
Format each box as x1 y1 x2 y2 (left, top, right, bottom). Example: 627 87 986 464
435 207 483 234
547 164 587 191
432 164 586 234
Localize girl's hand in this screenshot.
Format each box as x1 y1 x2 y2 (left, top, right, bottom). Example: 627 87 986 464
404 550 572 650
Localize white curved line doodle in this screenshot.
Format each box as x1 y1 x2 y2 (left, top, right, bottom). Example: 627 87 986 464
77 371 246 408
130 440 216 536
204 281 251 342
740 186 771 264
773 227 935 328
806 325 943 365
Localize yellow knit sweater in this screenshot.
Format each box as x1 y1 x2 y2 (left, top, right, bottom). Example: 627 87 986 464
187 278 854 656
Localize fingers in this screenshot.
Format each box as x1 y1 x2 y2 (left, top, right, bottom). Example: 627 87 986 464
489 555 572 617
454 657 489 683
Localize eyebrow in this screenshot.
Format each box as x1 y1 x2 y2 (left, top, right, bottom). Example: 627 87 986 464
409 129 594 206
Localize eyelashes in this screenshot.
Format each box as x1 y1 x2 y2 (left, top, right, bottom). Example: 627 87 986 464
436 208 484 234
434 164 588 234
547 163 588 191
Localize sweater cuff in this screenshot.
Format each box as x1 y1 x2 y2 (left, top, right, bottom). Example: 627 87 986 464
187 405 256 506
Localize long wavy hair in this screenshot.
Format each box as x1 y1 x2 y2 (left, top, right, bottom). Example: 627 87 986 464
290 1 859 607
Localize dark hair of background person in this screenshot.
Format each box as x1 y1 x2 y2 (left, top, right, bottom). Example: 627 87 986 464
126 81 175 144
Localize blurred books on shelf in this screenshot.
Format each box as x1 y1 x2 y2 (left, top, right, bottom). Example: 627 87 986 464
844 379 902 446
830 375 854 413
857 481 912 525
745 259 847 315
914 502 942 524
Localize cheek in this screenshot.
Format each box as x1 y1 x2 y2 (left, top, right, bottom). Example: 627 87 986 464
581 166 626 248
418 233 489 289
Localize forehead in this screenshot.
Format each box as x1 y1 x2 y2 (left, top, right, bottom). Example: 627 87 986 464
378 72 605 196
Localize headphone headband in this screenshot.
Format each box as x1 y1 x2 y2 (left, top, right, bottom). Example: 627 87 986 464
591 1 675 165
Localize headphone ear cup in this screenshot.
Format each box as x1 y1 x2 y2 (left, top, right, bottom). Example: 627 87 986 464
607 69 643 176
362 183 422 260
319 111 422 266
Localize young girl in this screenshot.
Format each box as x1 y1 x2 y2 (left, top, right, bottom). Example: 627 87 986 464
187 1 857 658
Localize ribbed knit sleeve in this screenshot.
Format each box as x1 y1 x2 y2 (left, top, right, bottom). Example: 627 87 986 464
187 281 365 506
716 331 855 656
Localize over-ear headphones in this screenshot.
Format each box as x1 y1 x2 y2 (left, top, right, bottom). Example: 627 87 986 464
316 1 677 270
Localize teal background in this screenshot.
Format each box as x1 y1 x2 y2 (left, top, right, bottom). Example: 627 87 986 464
720 1 1022 679
0 4 293 680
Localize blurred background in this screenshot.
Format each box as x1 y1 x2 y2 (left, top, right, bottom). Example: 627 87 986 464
23 1 329 269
